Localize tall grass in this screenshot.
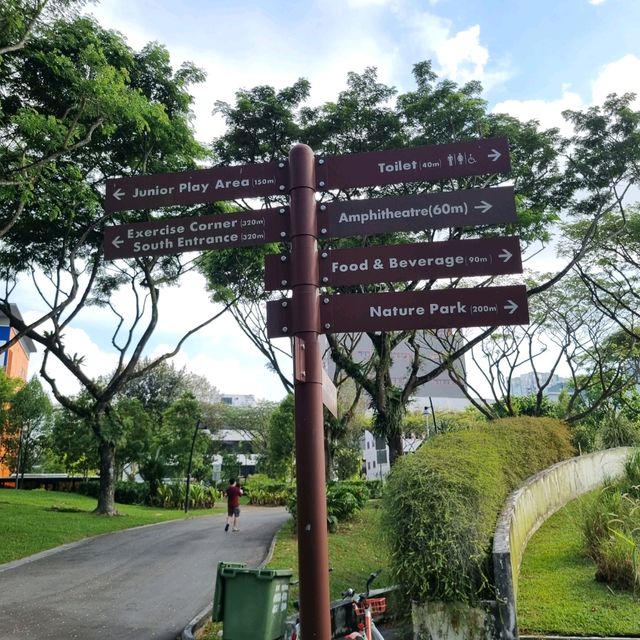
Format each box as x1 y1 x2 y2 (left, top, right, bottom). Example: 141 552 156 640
582 450 640 593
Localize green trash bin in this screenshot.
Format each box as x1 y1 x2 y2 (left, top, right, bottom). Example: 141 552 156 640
214 563 293 640
213 562 247 622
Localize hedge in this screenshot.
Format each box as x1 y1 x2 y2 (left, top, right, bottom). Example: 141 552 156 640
76 480 149 505
381 417 575 605
287 479 370 530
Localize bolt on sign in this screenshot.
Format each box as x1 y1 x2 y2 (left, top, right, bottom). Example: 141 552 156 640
266 285 529 338
264 236 523 290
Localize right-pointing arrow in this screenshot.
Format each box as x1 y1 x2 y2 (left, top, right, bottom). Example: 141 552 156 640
473 200 493 213
504 299 519 314
488 149 502 162
498 249 513 262
111 236 124 249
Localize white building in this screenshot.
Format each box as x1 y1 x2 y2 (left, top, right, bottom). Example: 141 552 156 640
220 394 257 407
361 430 424 481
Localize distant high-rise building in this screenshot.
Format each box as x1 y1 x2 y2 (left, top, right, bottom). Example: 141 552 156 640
510 372 568 399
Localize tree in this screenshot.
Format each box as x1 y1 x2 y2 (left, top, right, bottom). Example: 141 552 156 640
161 393 212 480
201 62 635 463
47 398 98 477
260 394 295 479
6 376 53 485
0 8 233 514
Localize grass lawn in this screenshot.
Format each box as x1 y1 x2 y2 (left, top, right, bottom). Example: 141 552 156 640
267 500 391 603
517 492 639 637
0 488 226 565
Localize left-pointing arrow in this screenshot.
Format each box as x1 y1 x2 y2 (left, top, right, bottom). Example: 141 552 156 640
504 299 519 314
111 236 124 248
112 188 125 200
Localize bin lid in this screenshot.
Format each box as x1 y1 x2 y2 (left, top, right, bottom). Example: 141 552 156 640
220 566 293 580
212 561 247 622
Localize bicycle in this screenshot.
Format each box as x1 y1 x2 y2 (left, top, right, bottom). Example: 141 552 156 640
343 570 386 640
289 570 386 640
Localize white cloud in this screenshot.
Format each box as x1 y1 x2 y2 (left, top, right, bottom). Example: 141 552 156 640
592 54 640 107
434 24 488 83
589 0 607 5
19 269 290 402
403 11 511 91
24 322 120 398
492 90 584 135
492 53 640 134
346 0 397 6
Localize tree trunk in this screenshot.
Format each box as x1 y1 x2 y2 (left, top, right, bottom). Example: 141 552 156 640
95 440 118 515
388 432 404 466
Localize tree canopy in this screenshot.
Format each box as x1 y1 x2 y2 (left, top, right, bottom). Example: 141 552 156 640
199 62 640 462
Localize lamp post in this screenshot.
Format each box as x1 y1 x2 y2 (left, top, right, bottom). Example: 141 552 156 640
185 420 208 513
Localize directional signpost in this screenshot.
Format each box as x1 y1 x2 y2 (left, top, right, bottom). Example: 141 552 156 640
266 285 529 338
315 136 510 190
316 185 516 239
104 161 287 212
104 207 288 260
265 236 523 290
103 136 527 640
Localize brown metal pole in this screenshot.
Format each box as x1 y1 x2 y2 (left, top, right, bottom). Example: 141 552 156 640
288 143 331 639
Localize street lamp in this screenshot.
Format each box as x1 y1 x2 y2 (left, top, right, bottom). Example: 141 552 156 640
184 420 209 513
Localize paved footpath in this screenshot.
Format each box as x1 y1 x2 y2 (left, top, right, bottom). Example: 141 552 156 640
0 506 290 640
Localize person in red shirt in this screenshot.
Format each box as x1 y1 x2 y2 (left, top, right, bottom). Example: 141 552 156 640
224 478 243 532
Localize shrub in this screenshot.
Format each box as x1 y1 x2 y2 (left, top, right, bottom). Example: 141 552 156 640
367 479 384 499
76 480 100 499
583 450 640 593
243 474 291 506
114 481 149 505
287 479 370 530
157 482 184 509
600 414 640 449
381 417 574 605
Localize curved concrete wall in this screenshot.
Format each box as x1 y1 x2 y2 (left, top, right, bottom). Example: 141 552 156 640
492 447 632 639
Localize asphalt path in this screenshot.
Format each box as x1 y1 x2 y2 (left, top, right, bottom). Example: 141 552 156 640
0 506 290 640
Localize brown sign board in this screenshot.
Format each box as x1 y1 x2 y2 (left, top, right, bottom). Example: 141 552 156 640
103 208 288 260
265 236 523 290
105 162 288 213
316 137 510 191
266 285 529 338
317 186 516 239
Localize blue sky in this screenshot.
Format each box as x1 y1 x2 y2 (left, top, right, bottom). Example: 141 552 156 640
89 0 640 140
22 0 640 402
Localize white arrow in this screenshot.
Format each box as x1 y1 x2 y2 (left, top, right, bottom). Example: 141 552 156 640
498 249 513 262
488 149 501 162
112 188 125 201
474 200 493 213
504 299 519 314
111 236 124 249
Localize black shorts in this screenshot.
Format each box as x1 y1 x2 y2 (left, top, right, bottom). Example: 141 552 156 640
227 506 240 517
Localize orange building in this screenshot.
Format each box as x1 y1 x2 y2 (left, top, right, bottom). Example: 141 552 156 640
0 305 36 477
